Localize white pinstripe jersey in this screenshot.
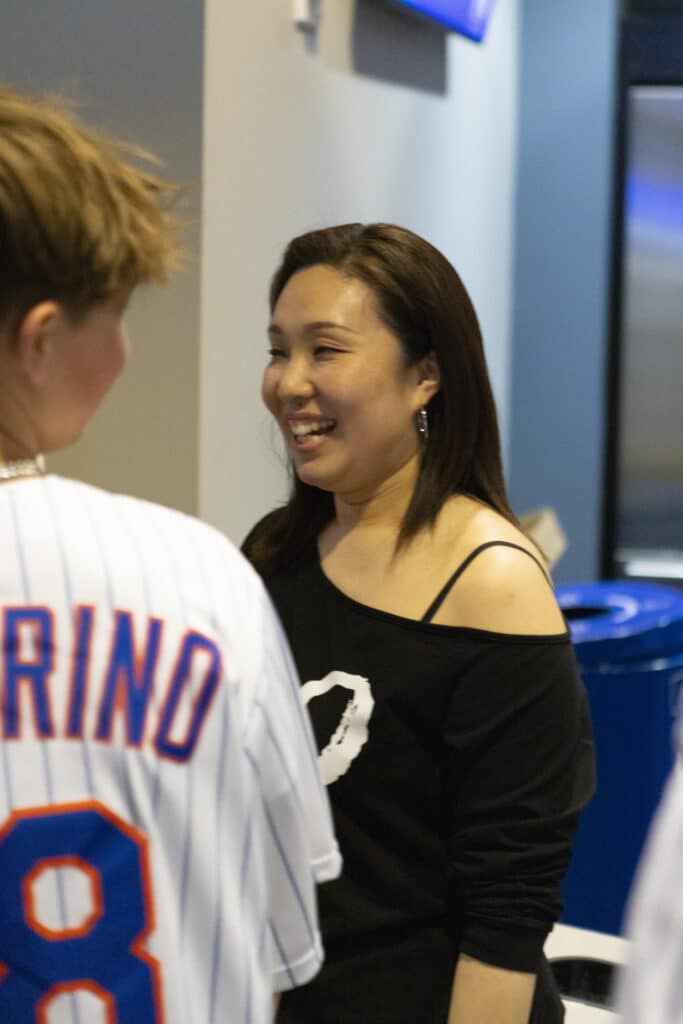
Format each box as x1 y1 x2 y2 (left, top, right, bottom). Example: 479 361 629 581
617 750 683 1024
0 474 340 1024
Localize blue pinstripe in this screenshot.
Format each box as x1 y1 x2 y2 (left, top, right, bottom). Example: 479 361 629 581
114 498 163 827
7 488 56 807
0 742 13 812
259 918 269 959
208 694 231 1024
7 484 81 1024
269 919 298 989
240 809 256 894
239 810 257 1024
116 499 153 611
82 488 138 825
189 528 236 1024
245 748 316 947
148 513 186 819
150 508 195 1024
253 701 305 816
0 491 17 811
44 479 95 797
6 486 29 596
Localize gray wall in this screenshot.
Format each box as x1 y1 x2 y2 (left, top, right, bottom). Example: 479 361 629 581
0 0 203 515
507 8 682 933
508 0 621 581
200 0 521 544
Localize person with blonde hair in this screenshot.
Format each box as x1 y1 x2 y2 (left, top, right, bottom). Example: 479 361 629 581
0 86 339 1023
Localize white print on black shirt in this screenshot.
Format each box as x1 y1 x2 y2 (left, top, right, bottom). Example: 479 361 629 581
301 671 375 785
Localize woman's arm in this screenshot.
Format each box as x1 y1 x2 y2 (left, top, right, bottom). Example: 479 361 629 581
447 956 535 1024
438 543 594 1017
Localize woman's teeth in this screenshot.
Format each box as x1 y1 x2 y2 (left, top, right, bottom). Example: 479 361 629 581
290 419 335 441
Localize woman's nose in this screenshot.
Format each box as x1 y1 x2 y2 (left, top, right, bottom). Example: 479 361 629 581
276 354 315 400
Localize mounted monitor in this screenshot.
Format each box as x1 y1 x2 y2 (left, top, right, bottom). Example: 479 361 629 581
386 0 496 42
601 13 683 585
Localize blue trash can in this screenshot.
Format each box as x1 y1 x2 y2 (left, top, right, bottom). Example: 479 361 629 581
557 581 683 936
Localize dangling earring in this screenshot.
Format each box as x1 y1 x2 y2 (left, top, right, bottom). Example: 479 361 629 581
416 407 429 442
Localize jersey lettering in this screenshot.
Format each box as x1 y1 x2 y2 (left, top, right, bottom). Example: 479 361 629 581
0 606 222 759
3 608 55 740
96 612 163 746
66 605 95 738
155 632 222 762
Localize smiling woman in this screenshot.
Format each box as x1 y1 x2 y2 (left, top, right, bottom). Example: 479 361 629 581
243 223 596 1024
263 264 439 500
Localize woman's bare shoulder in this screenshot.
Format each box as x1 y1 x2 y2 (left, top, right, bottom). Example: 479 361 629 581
430 498 566 635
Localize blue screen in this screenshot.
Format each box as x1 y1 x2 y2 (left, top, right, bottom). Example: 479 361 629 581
390 0 496 42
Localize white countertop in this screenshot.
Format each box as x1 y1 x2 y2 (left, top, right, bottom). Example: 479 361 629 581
544 923 630 1022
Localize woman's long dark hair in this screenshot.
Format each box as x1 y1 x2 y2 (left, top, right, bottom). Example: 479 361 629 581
245 223 519 574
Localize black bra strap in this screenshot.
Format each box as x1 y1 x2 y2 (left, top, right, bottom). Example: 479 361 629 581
421 541 551 623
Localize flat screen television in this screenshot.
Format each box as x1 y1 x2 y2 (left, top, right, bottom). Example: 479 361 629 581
386 0 496 42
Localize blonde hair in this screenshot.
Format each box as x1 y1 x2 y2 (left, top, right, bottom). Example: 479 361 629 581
0 85 183 326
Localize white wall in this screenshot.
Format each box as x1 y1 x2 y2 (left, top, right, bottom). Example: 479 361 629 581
200 0 520 544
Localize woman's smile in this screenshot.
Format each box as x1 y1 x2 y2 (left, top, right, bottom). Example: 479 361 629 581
287 414 337 452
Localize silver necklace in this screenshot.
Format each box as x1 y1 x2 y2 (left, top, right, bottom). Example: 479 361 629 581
0 455 45 481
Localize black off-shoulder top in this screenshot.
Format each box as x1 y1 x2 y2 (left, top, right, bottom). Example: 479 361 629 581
247 534 594 1024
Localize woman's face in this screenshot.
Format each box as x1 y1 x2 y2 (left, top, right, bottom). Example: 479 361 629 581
262 264 438 500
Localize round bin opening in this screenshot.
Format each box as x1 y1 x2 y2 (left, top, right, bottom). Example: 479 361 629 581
563 606 612 622
549 957 616 1008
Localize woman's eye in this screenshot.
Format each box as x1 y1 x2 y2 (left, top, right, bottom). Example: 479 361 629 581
267 347 286 359
314 345 340 357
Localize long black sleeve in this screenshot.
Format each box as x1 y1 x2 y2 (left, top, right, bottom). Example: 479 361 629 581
443 636 595 970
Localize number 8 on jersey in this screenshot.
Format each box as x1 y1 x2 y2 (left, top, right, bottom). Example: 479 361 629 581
0 801 163 1023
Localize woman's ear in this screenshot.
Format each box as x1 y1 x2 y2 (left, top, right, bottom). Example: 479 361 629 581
15 302 62 387
416 350 441 405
